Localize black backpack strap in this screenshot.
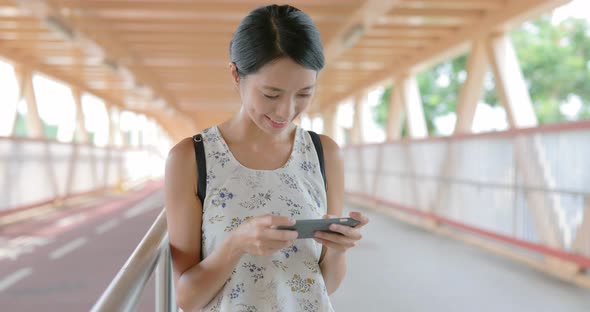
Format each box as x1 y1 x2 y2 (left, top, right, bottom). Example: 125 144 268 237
307 130 327 190
192 134 207 205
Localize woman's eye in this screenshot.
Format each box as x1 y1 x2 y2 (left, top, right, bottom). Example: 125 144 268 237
264 94 279 99
297 94 312 98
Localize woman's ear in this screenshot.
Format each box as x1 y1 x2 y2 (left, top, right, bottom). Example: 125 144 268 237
229 62 240 86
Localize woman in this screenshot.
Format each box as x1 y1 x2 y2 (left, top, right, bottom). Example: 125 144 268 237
165 4 369 311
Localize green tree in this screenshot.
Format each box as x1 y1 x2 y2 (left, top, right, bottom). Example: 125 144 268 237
373 15 590 132
373 55 467 136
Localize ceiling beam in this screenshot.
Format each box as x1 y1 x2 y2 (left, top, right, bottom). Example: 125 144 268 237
13 0 184 119
324 0 402 64
56 1 357 17
399 0 506 10
324 0 570 107
0 43 193 141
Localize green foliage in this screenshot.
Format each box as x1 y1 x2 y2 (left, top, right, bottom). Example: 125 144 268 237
42 121 58 140
511 16 590 123
374 86 391 127
13 113 27 137
373 15 590 133
372 55 467 135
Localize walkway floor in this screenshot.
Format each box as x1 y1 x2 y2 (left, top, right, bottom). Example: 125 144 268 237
330 205 590 312
0 183 164 311
2 190 589 311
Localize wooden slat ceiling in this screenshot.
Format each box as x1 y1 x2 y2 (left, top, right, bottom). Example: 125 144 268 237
0 0 569 140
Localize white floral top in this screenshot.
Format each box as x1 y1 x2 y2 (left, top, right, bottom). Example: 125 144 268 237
200 125 334 312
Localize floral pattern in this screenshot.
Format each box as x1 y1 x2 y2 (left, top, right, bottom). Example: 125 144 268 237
280 245 299 259
209 150 231 168
242 262 266 283
304 260 319 274
297 141 313 154
236 304 259 312
279 195 304 217
224 216 252 232
239 190 272 210
208 215 225 224
287 274 315 293
203 127 220 143
280 173 301 191
304 181 322 211
211 187 235 209
229 283 245 300
199 126 333 311
297 298 320 312
207 169 216 185
272 260 288 272
300 161 317 174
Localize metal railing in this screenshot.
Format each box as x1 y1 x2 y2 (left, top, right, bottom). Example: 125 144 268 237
92 209 177 312
344 120 590 268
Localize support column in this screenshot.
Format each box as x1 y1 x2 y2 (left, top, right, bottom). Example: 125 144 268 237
486 32 537 128
400 75 427 138
488 33 572 271
572 196 590 255
386 80 405 141
71 87 89 143
351 93 365 144
455 39 489 134
321 108 337 138
17 66 44 138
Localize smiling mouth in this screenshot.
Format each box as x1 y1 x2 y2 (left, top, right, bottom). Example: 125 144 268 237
265 115 288 128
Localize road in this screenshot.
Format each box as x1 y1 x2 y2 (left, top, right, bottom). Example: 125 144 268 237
0 181 164 311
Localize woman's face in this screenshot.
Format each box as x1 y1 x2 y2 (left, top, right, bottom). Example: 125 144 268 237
234 57 317 134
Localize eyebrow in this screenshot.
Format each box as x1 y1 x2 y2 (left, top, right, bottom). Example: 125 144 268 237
262 85 316 92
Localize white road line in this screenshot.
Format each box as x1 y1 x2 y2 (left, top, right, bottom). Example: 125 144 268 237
56 213 86 228
49 237 88 260
95 219 120 235
124 202 157 219
0 267 32 293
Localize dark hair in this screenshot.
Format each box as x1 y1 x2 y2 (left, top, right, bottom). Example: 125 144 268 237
229 4 325 77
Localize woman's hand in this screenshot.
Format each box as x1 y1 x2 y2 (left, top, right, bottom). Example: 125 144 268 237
231 214 299 257
313 211 369 253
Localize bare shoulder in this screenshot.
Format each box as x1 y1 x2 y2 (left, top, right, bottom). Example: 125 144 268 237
165 137 199 205
318 134 342 162
167 137 196 167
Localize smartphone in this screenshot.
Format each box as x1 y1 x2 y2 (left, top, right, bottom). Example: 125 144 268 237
276 218 360 239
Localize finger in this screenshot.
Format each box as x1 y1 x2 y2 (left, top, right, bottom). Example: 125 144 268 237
314 231 356 247
264 239 294 250
262 215 296 227
265 228 298 241
314 237 351 251
328 224 362 240
349 212 369 228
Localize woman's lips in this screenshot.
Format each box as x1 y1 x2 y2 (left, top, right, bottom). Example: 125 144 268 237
265 115 288 128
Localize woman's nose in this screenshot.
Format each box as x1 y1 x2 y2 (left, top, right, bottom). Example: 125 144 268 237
275 98 295 120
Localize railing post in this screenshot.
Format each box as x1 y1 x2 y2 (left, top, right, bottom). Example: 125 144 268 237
156 244 176 312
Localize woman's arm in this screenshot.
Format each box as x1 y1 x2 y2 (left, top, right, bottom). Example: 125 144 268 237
315 135 369 294
165 138 242 310
165 138 298 310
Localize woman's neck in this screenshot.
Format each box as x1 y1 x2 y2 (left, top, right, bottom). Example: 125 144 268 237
220 110 295 145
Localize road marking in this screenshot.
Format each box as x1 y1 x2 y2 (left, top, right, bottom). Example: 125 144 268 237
0 267 32 292
95 219 120 235
56 213 86 228
49 237 88 260
0 236 54 262
124 201 157 219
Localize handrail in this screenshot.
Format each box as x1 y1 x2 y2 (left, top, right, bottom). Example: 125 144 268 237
92 208 176 312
